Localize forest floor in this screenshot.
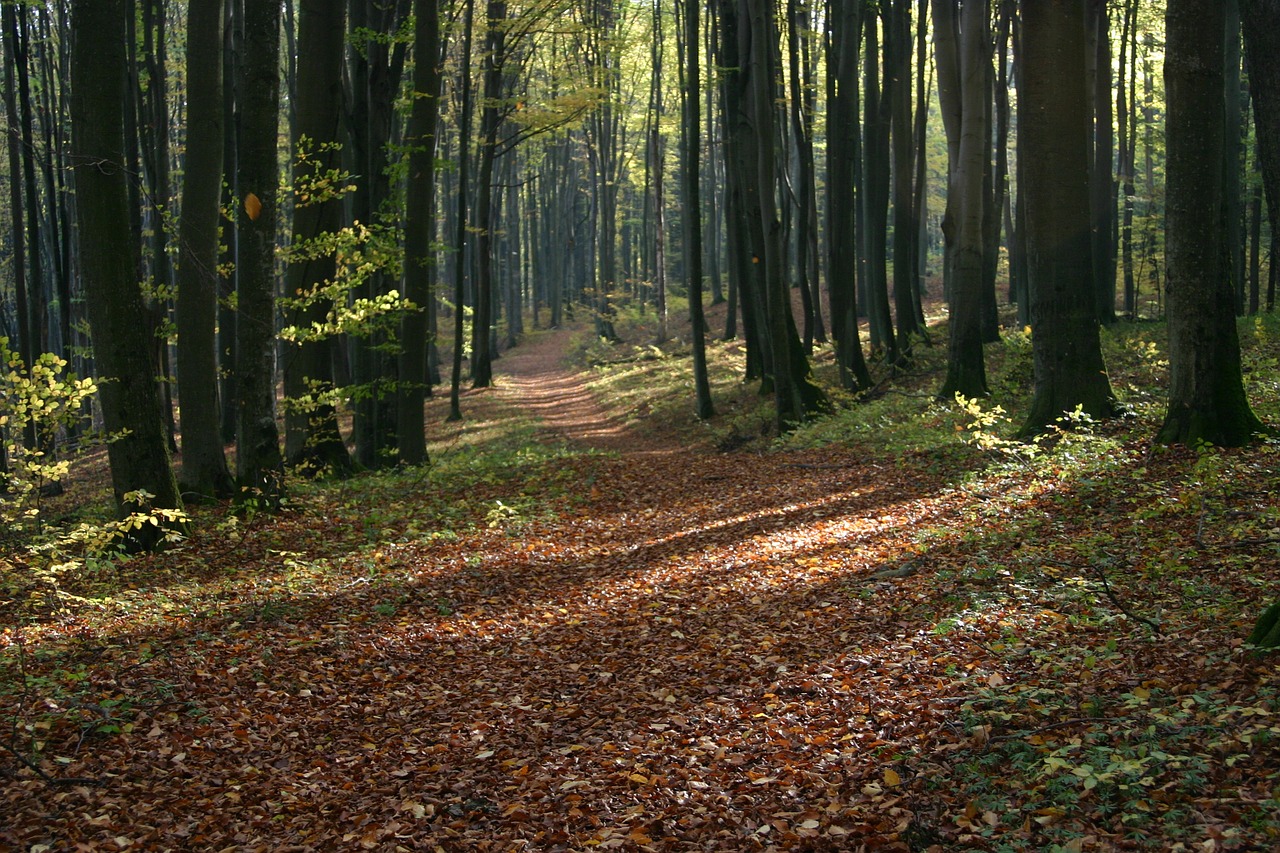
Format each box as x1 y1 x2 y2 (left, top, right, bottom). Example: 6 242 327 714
3 316 1280 851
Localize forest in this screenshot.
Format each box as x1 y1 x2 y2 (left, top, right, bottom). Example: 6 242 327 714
3 0 1280 849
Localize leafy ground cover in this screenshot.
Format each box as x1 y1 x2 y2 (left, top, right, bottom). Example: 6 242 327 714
3 306 1280 851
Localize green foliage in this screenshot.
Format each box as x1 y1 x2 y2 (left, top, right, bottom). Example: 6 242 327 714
1 338 97 534
2 342 188 612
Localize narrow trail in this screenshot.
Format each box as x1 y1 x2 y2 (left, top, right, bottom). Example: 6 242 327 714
489 327 673 455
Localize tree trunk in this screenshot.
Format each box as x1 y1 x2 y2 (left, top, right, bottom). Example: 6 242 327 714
1089 0 1117 324
70 0 184 547
1241 0 1280 279
861 13 896 363
397 0 443 465
888 0 921 356
235 0 285 504
1018 0 1118 438
826 0 871 391
283 0 354 477
1157 0 1264 447
471 0 506 389
937 0 991 400
729 0 828 431
447 0 474 422
175 0 235 499
679 0 713 420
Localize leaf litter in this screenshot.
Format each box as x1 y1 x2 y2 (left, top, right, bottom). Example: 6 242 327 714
3 329 1279 851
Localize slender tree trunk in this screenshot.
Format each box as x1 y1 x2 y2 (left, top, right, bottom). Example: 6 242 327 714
1241 0 1280 295
448 0 475 422
888 0 920 356
234 0 285 504
826 0 871 391
397 0 443 465
175 0 235 499
861 13 895 363
1224 0 1245 315
219 0 241 445
471 0 506 389
937 0 991 400
283 0 354 477
679 0 713 420
1089 0 1117 324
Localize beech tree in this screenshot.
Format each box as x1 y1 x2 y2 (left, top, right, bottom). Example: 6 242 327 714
826 0 872 392
70 0 183 545
282 0 354 477
677 0 712 420
1242 0 1280 272
1157 0 1264 447
1017 0 1118 437
722 0 827 431
235 0 286 504
933 0 991 400
398 0 444 465
175 0 234 500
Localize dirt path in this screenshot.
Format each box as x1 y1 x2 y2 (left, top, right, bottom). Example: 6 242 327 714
489 327 668 454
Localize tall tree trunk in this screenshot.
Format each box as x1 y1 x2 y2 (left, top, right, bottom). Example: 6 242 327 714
397 0 443 465
679 0 714 420
826 0 871 391
219 0 242 446
282 0 354 477
650 0 668 345
728 0 828 431
861 13 896 363
346 0 410 467
1241 1 1280 296
71 0 184 547
1089 0 1117 324
1224 0 1245 315
1157 0 1264 447
888 0 921 356
1018 0 1118 437
235 0 285 504
2 3 33 415
1118 0 1137 318
584 0 622 344
471 0 506 389
936 0 991 400
175 0 235 499
447 0 475 422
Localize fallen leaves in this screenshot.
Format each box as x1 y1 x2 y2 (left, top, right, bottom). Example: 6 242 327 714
4 335 1280 851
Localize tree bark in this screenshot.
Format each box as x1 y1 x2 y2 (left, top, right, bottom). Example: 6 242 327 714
235 0 286 504
826 0 871 391
1157 0 1264 447
471 0 506 389
397 0 443 465
175 0 235 499
283 0 354 477
1241 0 1280 275
70 0 184 546
679 0 713 420
1018 0 1118 437
936 0 991 400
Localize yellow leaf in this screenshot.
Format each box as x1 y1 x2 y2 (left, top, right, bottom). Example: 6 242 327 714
883 767 902 787
244 192 262 221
